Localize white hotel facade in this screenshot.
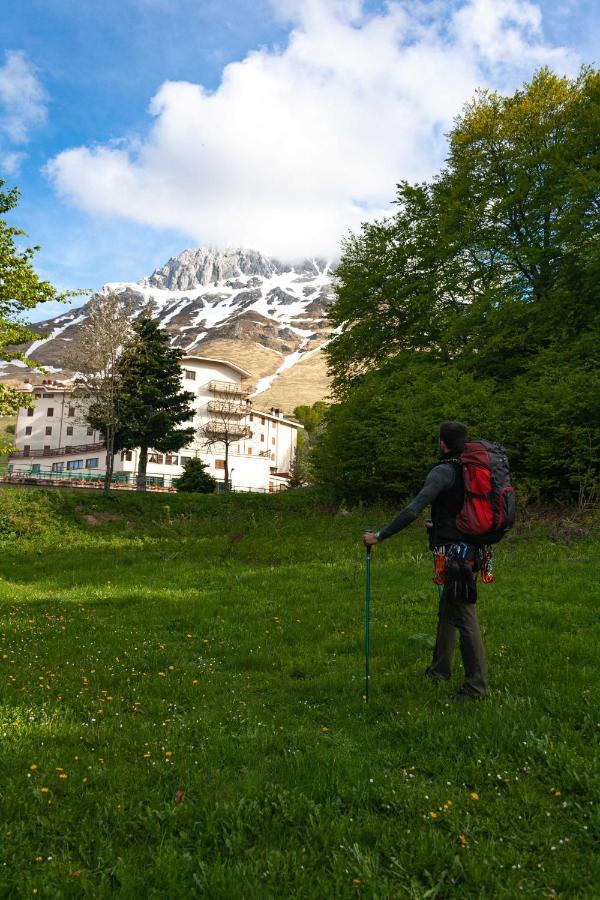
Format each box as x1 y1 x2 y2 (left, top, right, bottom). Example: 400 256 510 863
8 356 301 492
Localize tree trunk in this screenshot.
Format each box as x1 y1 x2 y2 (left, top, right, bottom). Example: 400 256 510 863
104 425 115 494
224 440 230 492
137 444 148 492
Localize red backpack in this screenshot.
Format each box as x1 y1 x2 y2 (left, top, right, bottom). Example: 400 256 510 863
455 440 516 545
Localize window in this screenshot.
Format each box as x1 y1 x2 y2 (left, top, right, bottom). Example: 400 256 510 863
27 408 34 417
260 434 265 443
31 464 41 474
23 445 31 455
85 458 99 469
47 407 54 417
215 460 225 470
42 393 54 398
68 407 75 417
121 450 133 462
67 459 84 470
66 426 73 436
52 462 64 473
247 447 252 455
165 455 178 466
43 445 51 452
271 437 276 445
34 394 41 399
45 426 52 436
148 453 164 464
180 455 192 465
249 413 254 422
184 369 196 381
25 426 32 435
261 416 265 425
271 452 275 461
86 426 94 436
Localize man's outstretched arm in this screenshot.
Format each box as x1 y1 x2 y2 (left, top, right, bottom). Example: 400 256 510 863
364 464 455 545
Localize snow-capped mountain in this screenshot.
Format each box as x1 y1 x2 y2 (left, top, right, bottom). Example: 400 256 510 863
3 248 337 411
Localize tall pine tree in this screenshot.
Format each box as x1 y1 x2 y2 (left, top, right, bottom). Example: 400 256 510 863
115 309 196 490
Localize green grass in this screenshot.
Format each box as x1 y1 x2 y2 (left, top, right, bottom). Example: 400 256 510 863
0 487 598 898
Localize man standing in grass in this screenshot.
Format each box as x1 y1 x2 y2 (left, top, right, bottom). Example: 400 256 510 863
363 421 488 702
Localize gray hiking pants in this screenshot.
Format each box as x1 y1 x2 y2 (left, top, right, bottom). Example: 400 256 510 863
426 591 488 697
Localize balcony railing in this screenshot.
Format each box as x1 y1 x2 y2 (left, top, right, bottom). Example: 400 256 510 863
206 399 251 416
204 421 251 439
208 380 253 397
9 441 106 460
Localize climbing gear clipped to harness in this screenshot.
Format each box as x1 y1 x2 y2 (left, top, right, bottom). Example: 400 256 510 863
432 543 479 603
481 545 494 584
433 543 495 593
450 440 516 545
433 550 446 586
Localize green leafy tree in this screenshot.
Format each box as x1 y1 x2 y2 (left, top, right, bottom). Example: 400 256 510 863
115 309 196 491
313 356 497 503
287 401 328 487
321 67 600 501
176 457 217 493
0 181 76 418
330 68 599 383
293 401 328 436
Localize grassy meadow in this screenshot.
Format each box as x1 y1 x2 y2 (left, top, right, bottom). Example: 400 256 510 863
0 486 598 898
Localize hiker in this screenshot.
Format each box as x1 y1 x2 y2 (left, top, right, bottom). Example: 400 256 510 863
363 421 488 702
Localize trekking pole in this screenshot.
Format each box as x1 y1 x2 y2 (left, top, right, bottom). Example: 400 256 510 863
363 532 374 703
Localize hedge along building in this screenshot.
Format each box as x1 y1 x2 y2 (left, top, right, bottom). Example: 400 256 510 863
9 356 302 491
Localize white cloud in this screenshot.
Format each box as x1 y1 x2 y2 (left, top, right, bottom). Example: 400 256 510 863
46 0 574 260
0 150 26 176
0 50 47 175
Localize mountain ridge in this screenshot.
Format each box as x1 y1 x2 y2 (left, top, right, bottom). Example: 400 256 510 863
1 247 337 412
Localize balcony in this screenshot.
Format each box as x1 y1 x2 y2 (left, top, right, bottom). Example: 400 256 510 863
203 421 251 440
9 441 106 460
206 399 251 416
208 380 253 397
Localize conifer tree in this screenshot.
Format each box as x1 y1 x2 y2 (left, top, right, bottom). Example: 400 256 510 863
176 457 216 493
115 309 196 490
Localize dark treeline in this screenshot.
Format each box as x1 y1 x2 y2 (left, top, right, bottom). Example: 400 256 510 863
314 68 600 506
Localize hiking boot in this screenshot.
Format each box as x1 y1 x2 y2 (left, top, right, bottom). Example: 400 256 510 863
449 689 485 703
424 668 450 682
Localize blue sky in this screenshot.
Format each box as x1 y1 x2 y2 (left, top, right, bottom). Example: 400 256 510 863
0 0 597 321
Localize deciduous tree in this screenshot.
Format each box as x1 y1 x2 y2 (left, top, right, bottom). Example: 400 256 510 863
0 180 76 417
64 293 133 492
197 395 251 491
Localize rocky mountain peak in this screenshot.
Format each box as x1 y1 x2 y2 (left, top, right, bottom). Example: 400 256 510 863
141 247 331 292
3 246 336 412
